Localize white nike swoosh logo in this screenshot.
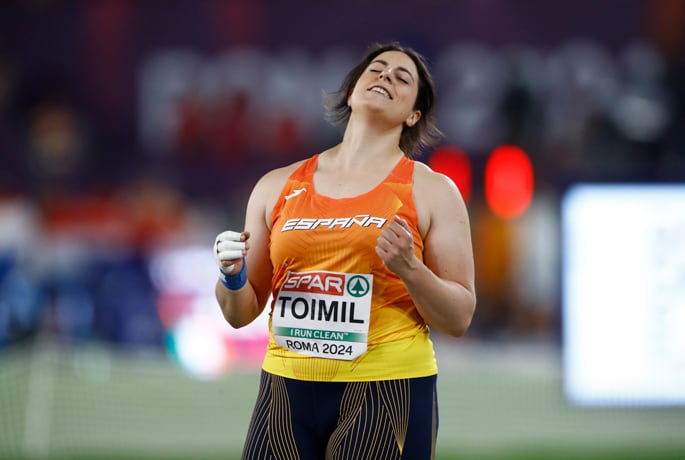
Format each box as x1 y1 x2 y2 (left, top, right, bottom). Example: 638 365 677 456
285 187 307 200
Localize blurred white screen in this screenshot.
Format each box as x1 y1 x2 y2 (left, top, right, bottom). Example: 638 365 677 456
562 184 685 406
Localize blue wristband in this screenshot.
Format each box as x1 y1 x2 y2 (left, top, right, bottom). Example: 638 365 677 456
219 259 247 291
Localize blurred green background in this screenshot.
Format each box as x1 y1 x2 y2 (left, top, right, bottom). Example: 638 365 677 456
2 340 684 459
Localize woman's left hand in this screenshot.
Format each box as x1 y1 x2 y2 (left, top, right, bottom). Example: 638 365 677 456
376 215 419 276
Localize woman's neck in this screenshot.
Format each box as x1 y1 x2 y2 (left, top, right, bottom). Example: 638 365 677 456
334 117 404 168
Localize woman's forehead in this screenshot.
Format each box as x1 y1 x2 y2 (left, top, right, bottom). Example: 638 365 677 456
372 50 416 69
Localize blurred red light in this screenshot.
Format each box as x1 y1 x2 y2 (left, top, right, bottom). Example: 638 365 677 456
427 146 472 203
485 145 534 219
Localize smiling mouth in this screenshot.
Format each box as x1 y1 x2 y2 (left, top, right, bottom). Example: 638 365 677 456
369 86 392 99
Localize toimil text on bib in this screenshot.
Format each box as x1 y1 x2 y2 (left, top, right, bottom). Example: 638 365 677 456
272 271 372 360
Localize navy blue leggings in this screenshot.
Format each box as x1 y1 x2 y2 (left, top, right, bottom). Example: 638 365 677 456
241 371 439 460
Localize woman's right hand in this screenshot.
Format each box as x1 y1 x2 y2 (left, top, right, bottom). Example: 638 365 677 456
213 230 250 275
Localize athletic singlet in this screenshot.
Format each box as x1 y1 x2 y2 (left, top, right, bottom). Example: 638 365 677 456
262 153 438 382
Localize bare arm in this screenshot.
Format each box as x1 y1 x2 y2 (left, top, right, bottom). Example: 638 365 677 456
375 164 476 337
214 166 295 328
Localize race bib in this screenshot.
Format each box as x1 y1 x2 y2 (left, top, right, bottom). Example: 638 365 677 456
272 271 372 360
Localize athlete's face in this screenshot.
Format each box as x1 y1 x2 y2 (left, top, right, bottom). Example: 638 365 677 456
348 51 422 128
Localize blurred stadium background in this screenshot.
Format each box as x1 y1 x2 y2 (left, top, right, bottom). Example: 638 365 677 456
1 1 685 459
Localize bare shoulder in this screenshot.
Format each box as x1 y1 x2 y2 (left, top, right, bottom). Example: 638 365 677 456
411 161 467 238
412 160 464 206
253 159 307 195
246 159 308 228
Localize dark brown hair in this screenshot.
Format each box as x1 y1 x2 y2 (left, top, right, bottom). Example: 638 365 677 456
325 42 443 158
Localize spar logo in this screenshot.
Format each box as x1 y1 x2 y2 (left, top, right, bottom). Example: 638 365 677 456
347 275 370 297
282 272 371 298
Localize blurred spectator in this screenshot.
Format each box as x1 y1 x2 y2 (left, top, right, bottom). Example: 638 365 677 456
26 99 90 199
0 255 42 346
90 252 164 348
118 171 189 249
647 0 685 179
469 200 514 338
0 199 42 347
0 55 26 195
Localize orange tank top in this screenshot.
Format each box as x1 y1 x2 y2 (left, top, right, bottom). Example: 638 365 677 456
262 154 437 381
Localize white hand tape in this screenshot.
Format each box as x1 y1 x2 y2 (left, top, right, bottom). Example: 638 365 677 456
214 230 245 273
216 230 242 242
216 240 245 260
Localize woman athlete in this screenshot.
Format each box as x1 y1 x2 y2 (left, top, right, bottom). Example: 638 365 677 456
214 42 476 460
